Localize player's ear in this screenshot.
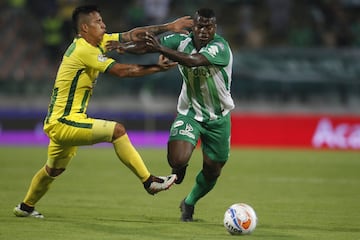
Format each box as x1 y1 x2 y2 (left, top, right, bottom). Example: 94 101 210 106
81 23 88 33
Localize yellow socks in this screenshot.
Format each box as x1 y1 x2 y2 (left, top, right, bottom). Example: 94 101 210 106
23 166 55 207
22 134 150 207
113 134 151 182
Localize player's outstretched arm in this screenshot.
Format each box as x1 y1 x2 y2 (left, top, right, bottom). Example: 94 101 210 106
107 55 177 78
107 40 156 54
120 16 193 42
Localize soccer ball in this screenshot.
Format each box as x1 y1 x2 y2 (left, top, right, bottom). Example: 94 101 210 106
223 203 257 235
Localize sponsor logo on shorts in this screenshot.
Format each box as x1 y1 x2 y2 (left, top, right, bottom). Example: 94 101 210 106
173 120 184 128
170 128 178 136
179 123 195 139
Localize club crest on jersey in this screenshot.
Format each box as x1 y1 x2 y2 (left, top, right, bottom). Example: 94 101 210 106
207 45 219 57
97 54 108 62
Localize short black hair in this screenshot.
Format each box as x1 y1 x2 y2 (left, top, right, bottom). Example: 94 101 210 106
196 8 216 19
72 5 100 33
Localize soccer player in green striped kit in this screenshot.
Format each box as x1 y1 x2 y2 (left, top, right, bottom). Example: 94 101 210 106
145 8 234 221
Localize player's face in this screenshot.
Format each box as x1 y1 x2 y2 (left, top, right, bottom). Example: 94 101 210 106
85 11 106 45
192 15 216 49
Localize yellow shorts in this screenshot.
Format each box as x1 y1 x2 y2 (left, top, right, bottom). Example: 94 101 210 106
43 116 116 169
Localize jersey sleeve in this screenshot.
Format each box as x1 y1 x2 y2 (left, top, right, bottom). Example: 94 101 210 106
77 44 115 73
99 33 120 53
160 33 186 49
199 38 230 66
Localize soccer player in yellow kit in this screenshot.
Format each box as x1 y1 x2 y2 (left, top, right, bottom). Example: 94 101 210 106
13 5 193 218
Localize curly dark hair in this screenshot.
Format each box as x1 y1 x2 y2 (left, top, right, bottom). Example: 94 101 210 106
196 8 216 19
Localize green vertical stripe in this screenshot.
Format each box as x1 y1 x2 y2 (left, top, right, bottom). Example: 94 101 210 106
220 68 229 90
63 69 83 117
195 74 209 121
45 87 58 124
206 75 222 115
79 90 90 113
182 67 193 106
182 67 196 119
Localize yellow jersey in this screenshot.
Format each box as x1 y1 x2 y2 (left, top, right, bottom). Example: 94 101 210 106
44 33 119 125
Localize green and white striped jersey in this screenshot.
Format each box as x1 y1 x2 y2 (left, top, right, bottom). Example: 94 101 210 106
161 33 234 122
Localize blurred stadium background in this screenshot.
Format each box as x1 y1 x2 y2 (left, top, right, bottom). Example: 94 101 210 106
0 0 360 149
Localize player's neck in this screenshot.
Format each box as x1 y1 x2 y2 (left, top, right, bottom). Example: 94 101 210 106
78 33 98 47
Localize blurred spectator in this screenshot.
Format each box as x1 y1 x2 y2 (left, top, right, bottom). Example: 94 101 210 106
41 8 65 63
266 0 293 45
1 0 360 88
235 1 267 49
125 0 146 27
236 3 254 45
330 2 354 46
143 0 171 24
26 0 57 19
287 1 317 47
57 0 82 45
0 0 56 85
312 0 354 47
350 15 360 46
7 0 26 8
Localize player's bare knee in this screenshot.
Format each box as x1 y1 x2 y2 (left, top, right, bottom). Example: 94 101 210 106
45 165 65 177
167 141 193 168
167 158 181 169
167 152 189 169
112 123 126 140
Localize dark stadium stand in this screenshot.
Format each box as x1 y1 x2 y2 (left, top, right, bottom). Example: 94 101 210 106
1 0 360 114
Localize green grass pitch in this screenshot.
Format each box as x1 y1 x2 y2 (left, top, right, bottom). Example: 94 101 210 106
0 146 359 240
